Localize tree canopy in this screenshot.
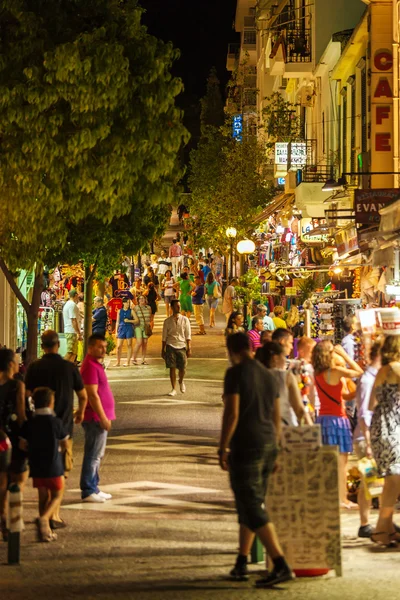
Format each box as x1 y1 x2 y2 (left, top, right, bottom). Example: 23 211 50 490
0 0 188 271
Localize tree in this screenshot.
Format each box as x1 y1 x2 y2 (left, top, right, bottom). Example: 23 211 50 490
262 92 301 150
200 68 225 131
0 0 188 363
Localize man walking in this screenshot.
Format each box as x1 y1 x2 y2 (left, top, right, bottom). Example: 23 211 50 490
25 330 87 527
219 332 294 587
169 238 183 277
80 334 116 503
92 297 107 336
162 299 191 397
63 290 82 362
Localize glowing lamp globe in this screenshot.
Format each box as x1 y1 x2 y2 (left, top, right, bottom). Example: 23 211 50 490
237 239 255 255
226 227 237 239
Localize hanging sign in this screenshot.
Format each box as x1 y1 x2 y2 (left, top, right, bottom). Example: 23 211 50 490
275 142 288 165
232 114 243 141
274 142 307 168
335 227 358 257
354 189 400 224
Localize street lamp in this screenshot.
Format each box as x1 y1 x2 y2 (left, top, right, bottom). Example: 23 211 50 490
226 227 237 280
237 239 256 331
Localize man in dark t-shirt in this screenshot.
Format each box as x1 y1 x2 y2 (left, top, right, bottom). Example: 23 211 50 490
219 333 293 588
25 331 87 526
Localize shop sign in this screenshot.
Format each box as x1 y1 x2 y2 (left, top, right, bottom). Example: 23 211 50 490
300 218 329 244
354 189 400 224
232 114 243 142
335 227 358 257
274 142 307 168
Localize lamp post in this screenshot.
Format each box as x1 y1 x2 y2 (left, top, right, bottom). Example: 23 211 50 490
237 239 256 330
225 227 237 280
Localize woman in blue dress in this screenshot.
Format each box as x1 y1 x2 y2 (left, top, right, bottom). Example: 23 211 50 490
115 299 135 366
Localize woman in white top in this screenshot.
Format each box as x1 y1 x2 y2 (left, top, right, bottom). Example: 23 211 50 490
256 341 313 427
161 269 175 317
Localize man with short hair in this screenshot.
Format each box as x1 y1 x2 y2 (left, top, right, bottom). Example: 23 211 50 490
272 328 294 360
341 315 357 361
162 299 191 397
222 278 238 324
256 304 275 331
63 290 82 362
219 333 294 587
169 238 183 277
25 330 87 526
92 297 107 336
80 334 116 503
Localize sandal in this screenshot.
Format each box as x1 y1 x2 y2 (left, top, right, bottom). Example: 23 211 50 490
37 517 57 543
340 501 358 510
132 360 138 365
371 531 397 548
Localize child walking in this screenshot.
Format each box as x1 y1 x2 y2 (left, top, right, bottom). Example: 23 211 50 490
20 387 69 542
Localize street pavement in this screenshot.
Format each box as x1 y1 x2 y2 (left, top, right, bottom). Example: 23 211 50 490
1 305 400 600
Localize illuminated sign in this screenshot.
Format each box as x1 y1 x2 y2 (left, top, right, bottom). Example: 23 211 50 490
355 189 400 224
277 177 286 185
300 218 329 244
232 114 243 141
275 142 307 169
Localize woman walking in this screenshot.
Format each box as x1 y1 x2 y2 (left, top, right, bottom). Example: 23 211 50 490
115 299 135 367
175 272 195 319
205 272 221 328
144 282 159 329
132 296 152 365
369 335 400 546
312 342 363 508
162 270 175 317
0 348 26 541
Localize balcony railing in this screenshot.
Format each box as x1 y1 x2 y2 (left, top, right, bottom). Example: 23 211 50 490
299 165 334 184
228 43 240 57
271 27 312 64
243 30 256 47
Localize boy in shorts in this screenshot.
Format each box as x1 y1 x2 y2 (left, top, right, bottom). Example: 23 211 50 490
20 387 69 542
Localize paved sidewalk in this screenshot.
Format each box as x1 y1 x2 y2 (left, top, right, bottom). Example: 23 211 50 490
2 313 400 600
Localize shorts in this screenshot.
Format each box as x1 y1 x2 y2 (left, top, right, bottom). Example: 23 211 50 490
193 304 204 326
65 333 78 355
33 476 64 491
229 445 278 531
164 294 175 305
135 326 148 340
165 345 187 370
117 326 134 340
62 438 74 476
207 296 218 310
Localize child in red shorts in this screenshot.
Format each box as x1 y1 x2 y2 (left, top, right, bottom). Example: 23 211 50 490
20 387 68 542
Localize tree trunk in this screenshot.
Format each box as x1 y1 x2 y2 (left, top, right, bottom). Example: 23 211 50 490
83 264 96 357
97 281 105 299
25 267 44 366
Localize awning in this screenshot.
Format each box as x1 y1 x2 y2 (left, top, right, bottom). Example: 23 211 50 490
253 193 294 226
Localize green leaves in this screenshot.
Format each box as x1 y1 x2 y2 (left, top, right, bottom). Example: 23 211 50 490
0 0 188 272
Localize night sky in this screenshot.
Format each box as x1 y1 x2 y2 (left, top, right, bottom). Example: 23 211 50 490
141 0 238 147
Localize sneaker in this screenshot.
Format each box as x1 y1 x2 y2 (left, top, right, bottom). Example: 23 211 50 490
256 565 295 588
82 493 106 503
229 563 249 581
98 491 112 500
180 382 186 393
168 389 177 397
358 524 373 538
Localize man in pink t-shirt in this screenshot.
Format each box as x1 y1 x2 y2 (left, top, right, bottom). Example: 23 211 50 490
79 334 116 503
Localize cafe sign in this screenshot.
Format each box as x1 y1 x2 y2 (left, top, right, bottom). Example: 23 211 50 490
354 189 400 224
275 142 307 169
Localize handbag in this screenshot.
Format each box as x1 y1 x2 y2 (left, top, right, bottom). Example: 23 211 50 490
139 306 153 337
315 377 358 432
213 282 221 299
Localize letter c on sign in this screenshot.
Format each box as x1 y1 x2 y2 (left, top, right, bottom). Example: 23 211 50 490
374 50 393 72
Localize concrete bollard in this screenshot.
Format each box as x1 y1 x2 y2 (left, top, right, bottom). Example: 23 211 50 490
7 483 23 565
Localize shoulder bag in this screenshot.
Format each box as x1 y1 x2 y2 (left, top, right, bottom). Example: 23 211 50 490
139 306 153 337
213 282 221 299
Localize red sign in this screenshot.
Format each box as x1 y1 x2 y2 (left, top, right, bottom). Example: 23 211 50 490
354 189 400 224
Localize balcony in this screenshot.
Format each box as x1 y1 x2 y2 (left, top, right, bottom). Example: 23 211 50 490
299 165 334 184
269 27 313 77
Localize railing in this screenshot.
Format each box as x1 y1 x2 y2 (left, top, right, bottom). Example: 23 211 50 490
243 30 256 47
270 27 312 63
300 165 334 184
227 43 240 58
